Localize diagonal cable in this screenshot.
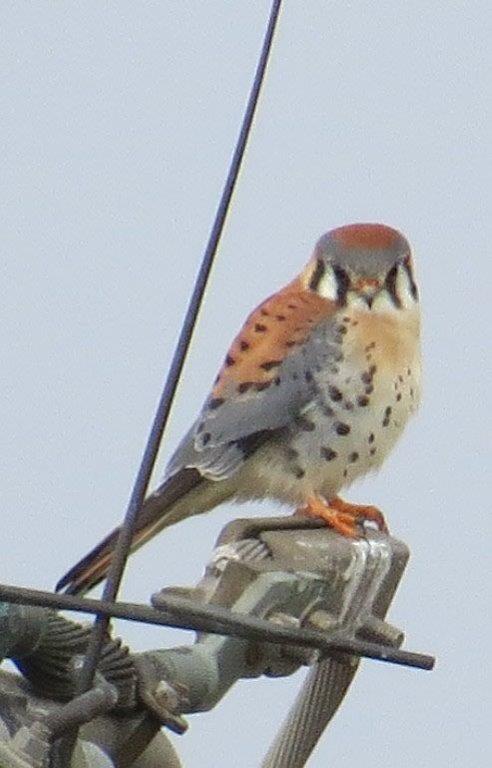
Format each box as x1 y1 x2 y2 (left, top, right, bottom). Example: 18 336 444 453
69 0 283 720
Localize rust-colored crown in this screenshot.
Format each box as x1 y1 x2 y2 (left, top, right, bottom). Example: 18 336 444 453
330 223 403 250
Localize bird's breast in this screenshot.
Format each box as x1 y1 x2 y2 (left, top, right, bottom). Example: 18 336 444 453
245 304 421 505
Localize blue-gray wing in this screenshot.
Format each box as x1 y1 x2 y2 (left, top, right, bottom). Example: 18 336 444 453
166 308 342 481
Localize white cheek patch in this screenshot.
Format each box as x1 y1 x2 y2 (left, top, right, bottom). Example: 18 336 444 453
395 264 417 308
317 266 338 301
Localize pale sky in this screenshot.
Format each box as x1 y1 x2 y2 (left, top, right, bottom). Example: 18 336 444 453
1 2 490 766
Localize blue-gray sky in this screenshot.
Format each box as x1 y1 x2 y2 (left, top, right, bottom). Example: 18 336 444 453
1 2 490 766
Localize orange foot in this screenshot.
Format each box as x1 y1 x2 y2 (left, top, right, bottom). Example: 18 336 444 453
331 496 388 534
296 494 388 537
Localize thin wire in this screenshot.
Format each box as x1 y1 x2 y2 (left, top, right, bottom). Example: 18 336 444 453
67 0 283 728
0 583 435 670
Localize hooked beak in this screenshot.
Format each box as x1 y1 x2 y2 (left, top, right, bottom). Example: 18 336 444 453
353 277 381 306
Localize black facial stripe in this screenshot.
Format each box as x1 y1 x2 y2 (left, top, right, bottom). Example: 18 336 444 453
384 264 402 308
308 258 326 290
333 265 350 305
403 261 419 300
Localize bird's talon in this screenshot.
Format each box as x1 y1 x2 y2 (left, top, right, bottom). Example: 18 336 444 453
296 494 388 538
331 496 389 534
297 496 361 538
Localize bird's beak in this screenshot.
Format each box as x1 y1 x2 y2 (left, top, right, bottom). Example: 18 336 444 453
353 277 381 305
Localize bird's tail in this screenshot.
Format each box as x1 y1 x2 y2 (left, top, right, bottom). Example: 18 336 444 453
55 468 231 596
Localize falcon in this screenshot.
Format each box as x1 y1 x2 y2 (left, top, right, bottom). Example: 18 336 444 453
57 223 421 595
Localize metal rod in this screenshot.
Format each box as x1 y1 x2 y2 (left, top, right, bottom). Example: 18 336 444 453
0 583 434 671
53 3 283 760
74 0 283 697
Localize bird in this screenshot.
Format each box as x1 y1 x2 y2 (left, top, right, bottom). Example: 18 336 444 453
57 223 421 595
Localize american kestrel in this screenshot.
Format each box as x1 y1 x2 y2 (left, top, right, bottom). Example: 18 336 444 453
58 223 421 595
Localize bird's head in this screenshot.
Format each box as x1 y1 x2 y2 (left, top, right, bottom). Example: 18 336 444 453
303 223 418 310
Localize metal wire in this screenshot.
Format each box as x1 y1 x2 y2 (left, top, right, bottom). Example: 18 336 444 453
261 656 357 768
56 3 283 761
75 0 283 696
0 583 435 671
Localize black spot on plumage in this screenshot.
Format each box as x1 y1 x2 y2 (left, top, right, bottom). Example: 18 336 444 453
276 314 286 321
349 452 359 463
255 323 267 333
225 354 235 367
255 381 272 392
357 395 369 407
365 384 374 395
382 406 392 427
286 340 296 348
337 325 348 335
294 467 306 479
274 376 281 386
261 308 269 317
297 416 316 432
260 359 282 371
370 447 377 456
208 397 225 410
304 370 314 383
321 446 337 461
237 381 253 394
335 422 350 435
202 432 211 445
328 385 343 402
396 392 402 402
240 340 250 351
